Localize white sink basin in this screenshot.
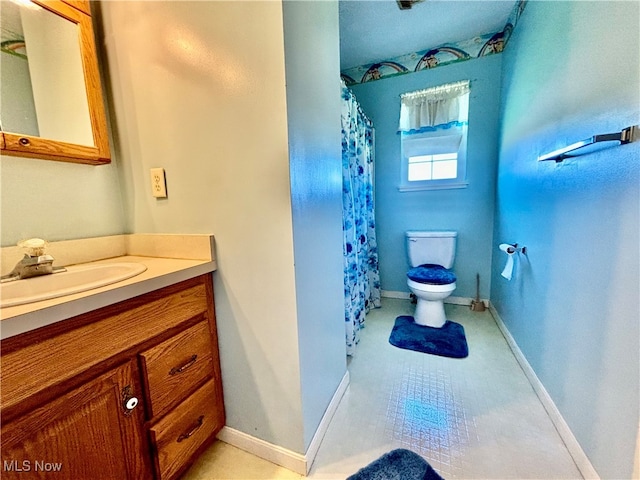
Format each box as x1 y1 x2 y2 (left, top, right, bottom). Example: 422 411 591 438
0 262 147 308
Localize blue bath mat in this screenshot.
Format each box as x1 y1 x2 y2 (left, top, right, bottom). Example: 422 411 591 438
347 448 444 480
389 316 468 359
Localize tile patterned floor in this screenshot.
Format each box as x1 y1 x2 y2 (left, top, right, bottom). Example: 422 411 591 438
184 299 583 479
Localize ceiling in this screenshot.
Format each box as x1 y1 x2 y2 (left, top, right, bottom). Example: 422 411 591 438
339 0 517 70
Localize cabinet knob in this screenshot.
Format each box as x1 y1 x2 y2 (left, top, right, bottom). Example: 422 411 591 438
125 397 139 410
121 385 139 416
19 137 30 146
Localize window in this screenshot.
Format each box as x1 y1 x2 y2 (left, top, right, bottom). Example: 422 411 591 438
398 81 470 191
409 153 458 181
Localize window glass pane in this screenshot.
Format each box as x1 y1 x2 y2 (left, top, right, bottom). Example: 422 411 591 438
432 160 457 180
408 162 432 181
408 154 432 164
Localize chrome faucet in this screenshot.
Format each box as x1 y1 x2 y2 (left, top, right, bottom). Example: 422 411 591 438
1 238 65 282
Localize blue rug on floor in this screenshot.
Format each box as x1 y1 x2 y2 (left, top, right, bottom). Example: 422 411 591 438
347 448 444 480
389 316 468 359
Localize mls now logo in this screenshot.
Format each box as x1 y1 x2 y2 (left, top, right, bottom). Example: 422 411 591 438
3 459 63 472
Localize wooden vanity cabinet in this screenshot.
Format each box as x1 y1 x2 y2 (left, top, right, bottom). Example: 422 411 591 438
0 274 225 480
1 360 149 480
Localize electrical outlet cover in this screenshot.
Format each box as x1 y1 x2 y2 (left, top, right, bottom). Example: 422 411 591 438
150 168 167 198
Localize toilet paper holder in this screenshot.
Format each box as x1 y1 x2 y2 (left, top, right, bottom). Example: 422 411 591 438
506 243 527 255
500 243 526 281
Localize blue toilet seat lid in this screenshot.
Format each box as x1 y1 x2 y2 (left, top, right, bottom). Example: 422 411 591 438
407 264 456 285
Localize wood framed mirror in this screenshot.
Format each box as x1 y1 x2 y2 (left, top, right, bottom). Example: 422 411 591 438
0 0 110 165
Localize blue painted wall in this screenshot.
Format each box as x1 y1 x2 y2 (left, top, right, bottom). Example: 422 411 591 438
282 0 347 452
351 55 502 299
492 2 639 478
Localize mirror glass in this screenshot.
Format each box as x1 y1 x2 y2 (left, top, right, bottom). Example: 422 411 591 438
1 0 94 147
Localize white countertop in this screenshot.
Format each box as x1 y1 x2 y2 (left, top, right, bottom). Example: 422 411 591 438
0 255 217 340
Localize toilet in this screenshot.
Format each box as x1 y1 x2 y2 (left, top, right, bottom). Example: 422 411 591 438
406 231 457 328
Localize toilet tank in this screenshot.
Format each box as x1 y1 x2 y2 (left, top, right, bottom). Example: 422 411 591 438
406 231 457 268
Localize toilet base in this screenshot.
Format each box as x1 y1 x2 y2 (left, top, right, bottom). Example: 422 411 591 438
413 299 447 328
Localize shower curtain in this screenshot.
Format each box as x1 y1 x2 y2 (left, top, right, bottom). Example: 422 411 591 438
341 82 381 356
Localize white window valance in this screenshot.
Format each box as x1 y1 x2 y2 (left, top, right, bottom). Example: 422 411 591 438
398 80 470 134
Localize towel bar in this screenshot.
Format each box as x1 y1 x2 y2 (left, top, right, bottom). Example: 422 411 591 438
538 125 637 163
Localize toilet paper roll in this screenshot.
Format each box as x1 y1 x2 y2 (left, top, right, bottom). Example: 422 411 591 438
499 243 516 280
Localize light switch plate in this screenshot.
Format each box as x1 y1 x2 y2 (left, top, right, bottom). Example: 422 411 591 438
150 168 167 198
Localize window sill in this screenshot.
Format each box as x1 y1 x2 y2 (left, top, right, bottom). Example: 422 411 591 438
398 181 469 192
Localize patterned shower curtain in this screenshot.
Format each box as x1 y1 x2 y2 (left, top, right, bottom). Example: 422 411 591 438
341 82 381 356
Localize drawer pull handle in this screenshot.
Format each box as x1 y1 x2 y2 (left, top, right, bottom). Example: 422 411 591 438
170 354 198 375
177 415 204 442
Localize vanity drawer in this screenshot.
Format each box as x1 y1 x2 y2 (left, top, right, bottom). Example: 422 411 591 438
150 378 223 480
140 320 214 419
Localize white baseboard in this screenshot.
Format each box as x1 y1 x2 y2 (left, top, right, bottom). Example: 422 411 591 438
217 370 350 475
304 370 350 473
381 289 411 299
447 295 488 306
489 303 600 480
381 290 489 307
217 426 306 474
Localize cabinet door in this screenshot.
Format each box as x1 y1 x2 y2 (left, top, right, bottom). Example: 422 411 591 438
1 360 150 480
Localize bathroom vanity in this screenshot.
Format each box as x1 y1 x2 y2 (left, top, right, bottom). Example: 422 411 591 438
0 236 225 479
